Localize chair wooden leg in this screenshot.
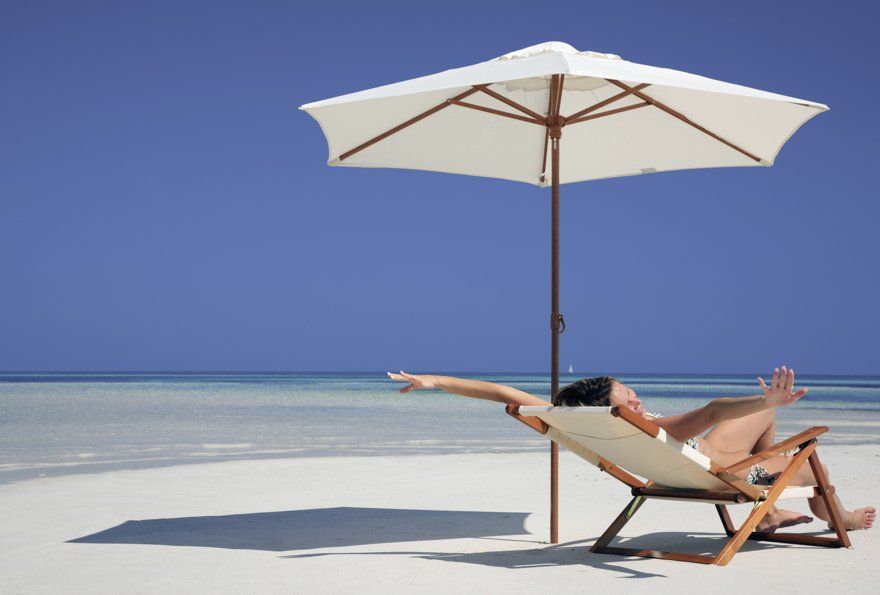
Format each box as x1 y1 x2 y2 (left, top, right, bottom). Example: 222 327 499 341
713 441 816 566
599 546 716 564
591 496 717 564
716 505 736 537
748 532 846 547
719 501 842 547
745 448 850 549
591 440 849 566
593 495 713 564
591 496 646 552
808 450 852 548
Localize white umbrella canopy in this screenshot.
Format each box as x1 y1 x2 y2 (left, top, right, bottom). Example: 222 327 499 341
300 41 827 186
299 41 828 544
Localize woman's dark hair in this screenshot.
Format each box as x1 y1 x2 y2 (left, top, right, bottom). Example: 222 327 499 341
552 376 618 406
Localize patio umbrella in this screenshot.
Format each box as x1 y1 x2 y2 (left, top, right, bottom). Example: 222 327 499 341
299 41 827 543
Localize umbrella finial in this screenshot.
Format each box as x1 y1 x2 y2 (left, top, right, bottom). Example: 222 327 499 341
494 42 622 61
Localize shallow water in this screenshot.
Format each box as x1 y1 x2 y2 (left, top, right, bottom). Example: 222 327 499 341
1 373 878 484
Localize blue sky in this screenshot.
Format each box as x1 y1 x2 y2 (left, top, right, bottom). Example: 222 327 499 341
1 0 878 374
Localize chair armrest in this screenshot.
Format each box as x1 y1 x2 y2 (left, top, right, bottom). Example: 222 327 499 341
722 426 828 474
610 405 660 437
506 404 549 435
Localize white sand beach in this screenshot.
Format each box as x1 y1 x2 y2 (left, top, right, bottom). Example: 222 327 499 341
1 446 877 594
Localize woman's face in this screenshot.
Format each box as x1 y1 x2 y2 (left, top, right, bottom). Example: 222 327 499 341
609 382 645 415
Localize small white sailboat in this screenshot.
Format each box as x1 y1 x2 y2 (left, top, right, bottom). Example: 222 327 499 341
568 364 574 374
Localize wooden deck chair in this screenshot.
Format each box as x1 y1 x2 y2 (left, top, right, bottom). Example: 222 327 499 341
507 404 851 566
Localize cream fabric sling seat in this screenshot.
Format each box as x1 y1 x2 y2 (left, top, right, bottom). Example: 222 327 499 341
507 404 852 565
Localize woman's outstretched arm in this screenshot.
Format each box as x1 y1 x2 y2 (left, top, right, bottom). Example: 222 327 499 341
653 366 809 442
387 371 550 407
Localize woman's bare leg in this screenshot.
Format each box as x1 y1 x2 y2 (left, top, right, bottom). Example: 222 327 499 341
703 407 776 454
702 409 811 530
753 455 875 531
704 409 875 531
803 463 875 530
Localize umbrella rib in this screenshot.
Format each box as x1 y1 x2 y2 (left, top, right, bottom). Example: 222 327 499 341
564 83 651 121
540 127 550 184
338 87 481 161
447 99 545 125
607 79 763 163
474 85 546 122
555 75 565 117
566 101 650 125
540 76 560 183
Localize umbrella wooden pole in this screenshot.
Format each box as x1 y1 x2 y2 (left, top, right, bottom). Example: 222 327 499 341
549 73 563 544
550 132 560 544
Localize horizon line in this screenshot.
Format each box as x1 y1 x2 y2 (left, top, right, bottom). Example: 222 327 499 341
2 370 879 379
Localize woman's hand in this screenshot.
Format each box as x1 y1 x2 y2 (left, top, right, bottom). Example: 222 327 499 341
758 365 809 408
387 371 438 394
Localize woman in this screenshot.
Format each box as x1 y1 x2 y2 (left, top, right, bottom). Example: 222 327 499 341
388 366 875 532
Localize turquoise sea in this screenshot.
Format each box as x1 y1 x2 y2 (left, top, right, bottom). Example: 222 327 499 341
1 373 879 484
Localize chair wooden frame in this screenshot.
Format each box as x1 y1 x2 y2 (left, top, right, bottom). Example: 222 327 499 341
506 404 852 566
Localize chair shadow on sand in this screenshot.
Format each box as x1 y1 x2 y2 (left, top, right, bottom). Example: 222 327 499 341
283 529 831 579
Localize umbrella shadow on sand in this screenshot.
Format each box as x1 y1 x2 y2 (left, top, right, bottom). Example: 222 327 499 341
284 530 824 579
68 507 530 552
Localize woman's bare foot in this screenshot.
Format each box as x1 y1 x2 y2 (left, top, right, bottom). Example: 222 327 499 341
757 508 813 532
830 507 876 531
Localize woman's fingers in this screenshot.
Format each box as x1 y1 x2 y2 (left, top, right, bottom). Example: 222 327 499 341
388 371 416 393
763 365 807 405
782 387 808 405
402 371 422 385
